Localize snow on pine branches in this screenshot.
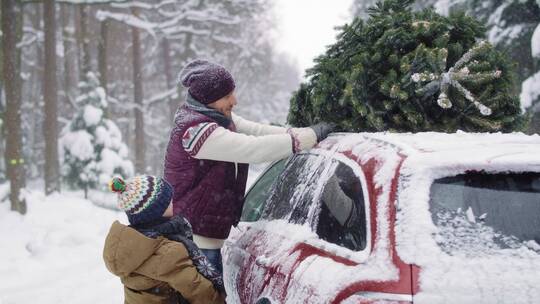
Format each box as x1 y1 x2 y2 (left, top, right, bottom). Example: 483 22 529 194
60 72 134 195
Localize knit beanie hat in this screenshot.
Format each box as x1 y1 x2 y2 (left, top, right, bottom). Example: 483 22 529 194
179 59 236 104
109 175 173 225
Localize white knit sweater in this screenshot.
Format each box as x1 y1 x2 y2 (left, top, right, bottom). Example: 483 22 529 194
183 112 317 163
181 112 317 249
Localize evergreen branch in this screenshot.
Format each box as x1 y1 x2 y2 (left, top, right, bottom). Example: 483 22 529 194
450 79 492 115
452 40 489 70
413 41 496 116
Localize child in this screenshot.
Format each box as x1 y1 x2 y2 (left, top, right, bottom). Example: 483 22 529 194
103 175 225 304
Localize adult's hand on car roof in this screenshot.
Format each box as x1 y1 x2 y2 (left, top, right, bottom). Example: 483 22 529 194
310 122 336 142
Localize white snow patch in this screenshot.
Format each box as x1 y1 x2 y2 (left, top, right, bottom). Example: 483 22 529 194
465 206 475 223
59 130 94 161
0 185 126 304
83 104 103 126
96 148 134 185
0 182 9 202
434 0 451 15
95 10 156 36
520 70 540 111
532 23 540 58
486 3 526 46
489 24 525 45
526 240 540 251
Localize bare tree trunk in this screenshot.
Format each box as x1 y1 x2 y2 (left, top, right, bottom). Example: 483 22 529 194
28 4 45 181
98 18 109 118
61 4 76 110
161 38 176 123
0 1 5 182
78 4 91 79
98 19 109 95
184 32 195 60
2 0 26 213
43 0 60 194
132 8 145 173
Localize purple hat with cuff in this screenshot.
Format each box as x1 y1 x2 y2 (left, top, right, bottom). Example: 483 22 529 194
179 59 236 104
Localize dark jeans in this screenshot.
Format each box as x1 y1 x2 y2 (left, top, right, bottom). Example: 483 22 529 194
201 248 223 274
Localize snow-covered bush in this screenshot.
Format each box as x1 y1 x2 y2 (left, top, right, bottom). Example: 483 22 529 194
60 72 134 194
522 15 540 132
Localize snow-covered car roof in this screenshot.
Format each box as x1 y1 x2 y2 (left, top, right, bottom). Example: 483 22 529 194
318 132 540 303
228 131 540 303
322 131 540 173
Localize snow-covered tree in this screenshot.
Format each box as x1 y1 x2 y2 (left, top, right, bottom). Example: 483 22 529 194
472 0 539 81
464 0 540 132
60 72 133 197
522 4 540 132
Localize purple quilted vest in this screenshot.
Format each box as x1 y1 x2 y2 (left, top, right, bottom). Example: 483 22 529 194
163 105 249 239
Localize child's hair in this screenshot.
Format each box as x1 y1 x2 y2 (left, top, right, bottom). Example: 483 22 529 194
109 175 173 225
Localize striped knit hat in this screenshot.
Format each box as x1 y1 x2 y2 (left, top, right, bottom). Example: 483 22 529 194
109 175 173 225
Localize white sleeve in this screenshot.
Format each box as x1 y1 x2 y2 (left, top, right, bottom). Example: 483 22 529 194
182 122 293 164
231 112 288 136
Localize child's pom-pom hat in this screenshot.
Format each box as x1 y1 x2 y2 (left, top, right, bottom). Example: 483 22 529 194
109 175 173 225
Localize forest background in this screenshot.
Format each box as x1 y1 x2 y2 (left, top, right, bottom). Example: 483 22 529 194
0 0 538 214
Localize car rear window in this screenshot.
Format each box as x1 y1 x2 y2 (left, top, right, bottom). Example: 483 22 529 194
429 171 540 255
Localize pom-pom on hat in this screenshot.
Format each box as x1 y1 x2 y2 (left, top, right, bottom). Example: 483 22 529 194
178 59 236 104
109 175 173 225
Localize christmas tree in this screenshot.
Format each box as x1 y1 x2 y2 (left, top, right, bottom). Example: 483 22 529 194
60 72 134 197
288 0 526 133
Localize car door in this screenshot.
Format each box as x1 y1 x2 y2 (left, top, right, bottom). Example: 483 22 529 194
268 153 372 302
223 158 289 304
224 152 372 303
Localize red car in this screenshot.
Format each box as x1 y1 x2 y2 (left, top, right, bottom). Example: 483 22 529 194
223 132 540 304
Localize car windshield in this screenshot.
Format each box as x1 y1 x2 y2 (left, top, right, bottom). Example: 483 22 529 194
429 171 540 256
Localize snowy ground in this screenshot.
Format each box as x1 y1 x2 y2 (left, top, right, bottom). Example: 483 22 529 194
0 187 125 304
0 166 266 304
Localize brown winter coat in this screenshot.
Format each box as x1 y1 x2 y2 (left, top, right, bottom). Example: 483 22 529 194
103 221 224 304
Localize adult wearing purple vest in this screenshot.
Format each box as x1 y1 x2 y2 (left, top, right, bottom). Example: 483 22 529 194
163 59 334 272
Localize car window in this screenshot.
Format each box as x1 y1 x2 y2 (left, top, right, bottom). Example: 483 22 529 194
429 171 540 255
262 155 309 221
241 159 287 222
262 154 333 222
261 153 368 252
316 162 367 251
